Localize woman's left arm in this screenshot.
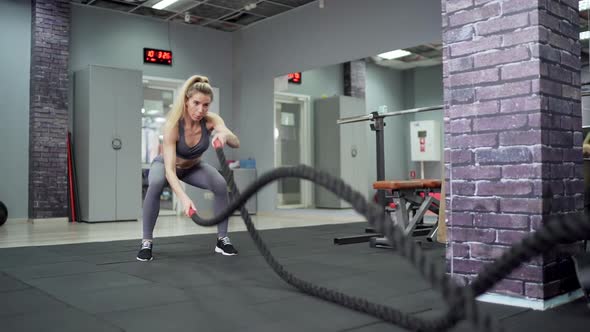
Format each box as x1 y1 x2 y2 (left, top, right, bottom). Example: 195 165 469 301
208 113 240 148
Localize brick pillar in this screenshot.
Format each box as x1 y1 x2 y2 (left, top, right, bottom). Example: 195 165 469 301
442 0 584 301
344 60 366 98
29 0 70 219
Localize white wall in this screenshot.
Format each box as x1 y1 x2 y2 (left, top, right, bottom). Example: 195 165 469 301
408 65 444 179
70 5 235 166
233 0 443 211
365 62 408 189
283 64 344 97
0 0 31 219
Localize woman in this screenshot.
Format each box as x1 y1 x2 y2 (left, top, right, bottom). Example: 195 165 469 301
137 75 239 261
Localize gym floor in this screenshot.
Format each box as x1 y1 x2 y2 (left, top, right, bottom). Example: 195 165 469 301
0 214 589 331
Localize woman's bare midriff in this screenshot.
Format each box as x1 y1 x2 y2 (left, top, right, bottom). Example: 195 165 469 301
176 156 201 169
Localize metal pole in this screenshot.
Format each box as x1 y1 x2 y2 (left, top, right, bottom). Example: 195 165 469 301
370 112 386 206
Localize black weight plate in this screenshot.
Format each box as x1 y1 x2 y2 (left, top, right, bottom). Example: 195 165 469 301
0 201 7 226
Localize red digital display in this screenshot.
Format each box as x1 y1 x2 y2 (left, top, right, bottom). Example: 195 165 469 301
287 72 302 84
144 48 172 65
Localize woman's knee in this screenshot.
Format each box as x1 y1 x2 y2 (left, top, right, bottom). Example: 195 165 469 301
209 175 228 195
147 174 167 195
147 163 167 189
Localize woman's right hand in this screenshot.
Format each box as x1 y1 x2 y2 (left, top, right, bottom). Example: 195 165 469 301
180 195 197 217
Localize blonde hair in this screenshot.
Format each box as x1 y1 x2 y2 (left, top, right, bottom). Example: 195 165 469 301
164 75 214 132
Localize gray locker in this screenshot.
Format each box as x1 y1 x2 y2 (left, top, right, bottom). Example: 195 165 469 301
74 65 143 222
314 96 368 208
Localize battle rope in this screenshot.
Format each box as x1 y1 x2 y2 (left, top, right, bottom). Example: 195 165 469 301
189 144 590 332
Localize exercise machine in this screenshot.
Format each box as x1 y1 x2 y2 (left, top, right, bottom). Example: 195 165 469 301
368 179 441 248
332 105 443 246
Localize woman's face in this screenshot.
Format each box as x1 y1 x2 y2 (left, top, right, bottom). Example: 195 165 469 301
185 92 211 122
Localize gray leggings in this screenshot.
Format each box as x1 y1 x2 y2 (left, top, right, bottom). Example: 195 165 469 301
142 158 229 240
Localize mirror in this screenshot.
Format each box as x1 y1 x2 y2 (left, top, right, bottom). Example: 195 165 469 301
273 42 444 210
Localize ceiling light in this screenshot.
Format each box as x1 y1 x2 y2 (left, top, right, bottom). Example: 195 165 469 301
581 0 590 11
581 31 590 40
377 49 412 60
152 0 179 10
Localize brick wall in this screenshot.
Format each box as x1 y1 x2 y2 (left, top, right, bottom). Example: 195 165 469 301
442 0 583 299
344 60 366 98
29 0 70 219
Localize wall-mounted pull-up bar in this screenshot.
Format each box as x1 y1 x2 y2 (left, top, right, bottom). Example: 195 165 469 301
337 105 444 125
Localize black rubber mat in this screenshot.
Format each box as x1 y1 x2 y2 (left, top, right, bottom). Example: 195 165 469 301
56 283 191 314
0 272 30 292
0 288 66 316
0 222 588 332
3 260 109 281
0 307 123 332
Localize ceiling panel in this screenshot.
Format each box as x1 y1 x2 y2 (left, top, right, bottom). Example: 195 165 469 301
206 0 253 10
132 6 175 19
71 0 320 32
249 1 291 17
171 14 212 26
222 12 265 25
188 3 233 19
91 0 138 11
269 0 315 7
205 20 242 32
141 0 200 13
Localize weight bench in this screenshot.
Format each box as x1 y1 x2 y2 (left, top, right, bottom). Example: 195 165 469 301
370 179 441 248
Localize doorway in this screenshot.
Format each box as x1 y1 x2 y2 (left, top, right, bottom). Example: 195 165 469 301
274 92 312 208
141 76 184 216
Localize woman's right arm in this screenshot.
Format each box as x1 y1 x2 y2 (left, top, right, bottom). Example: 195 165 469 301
163 125 196 216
